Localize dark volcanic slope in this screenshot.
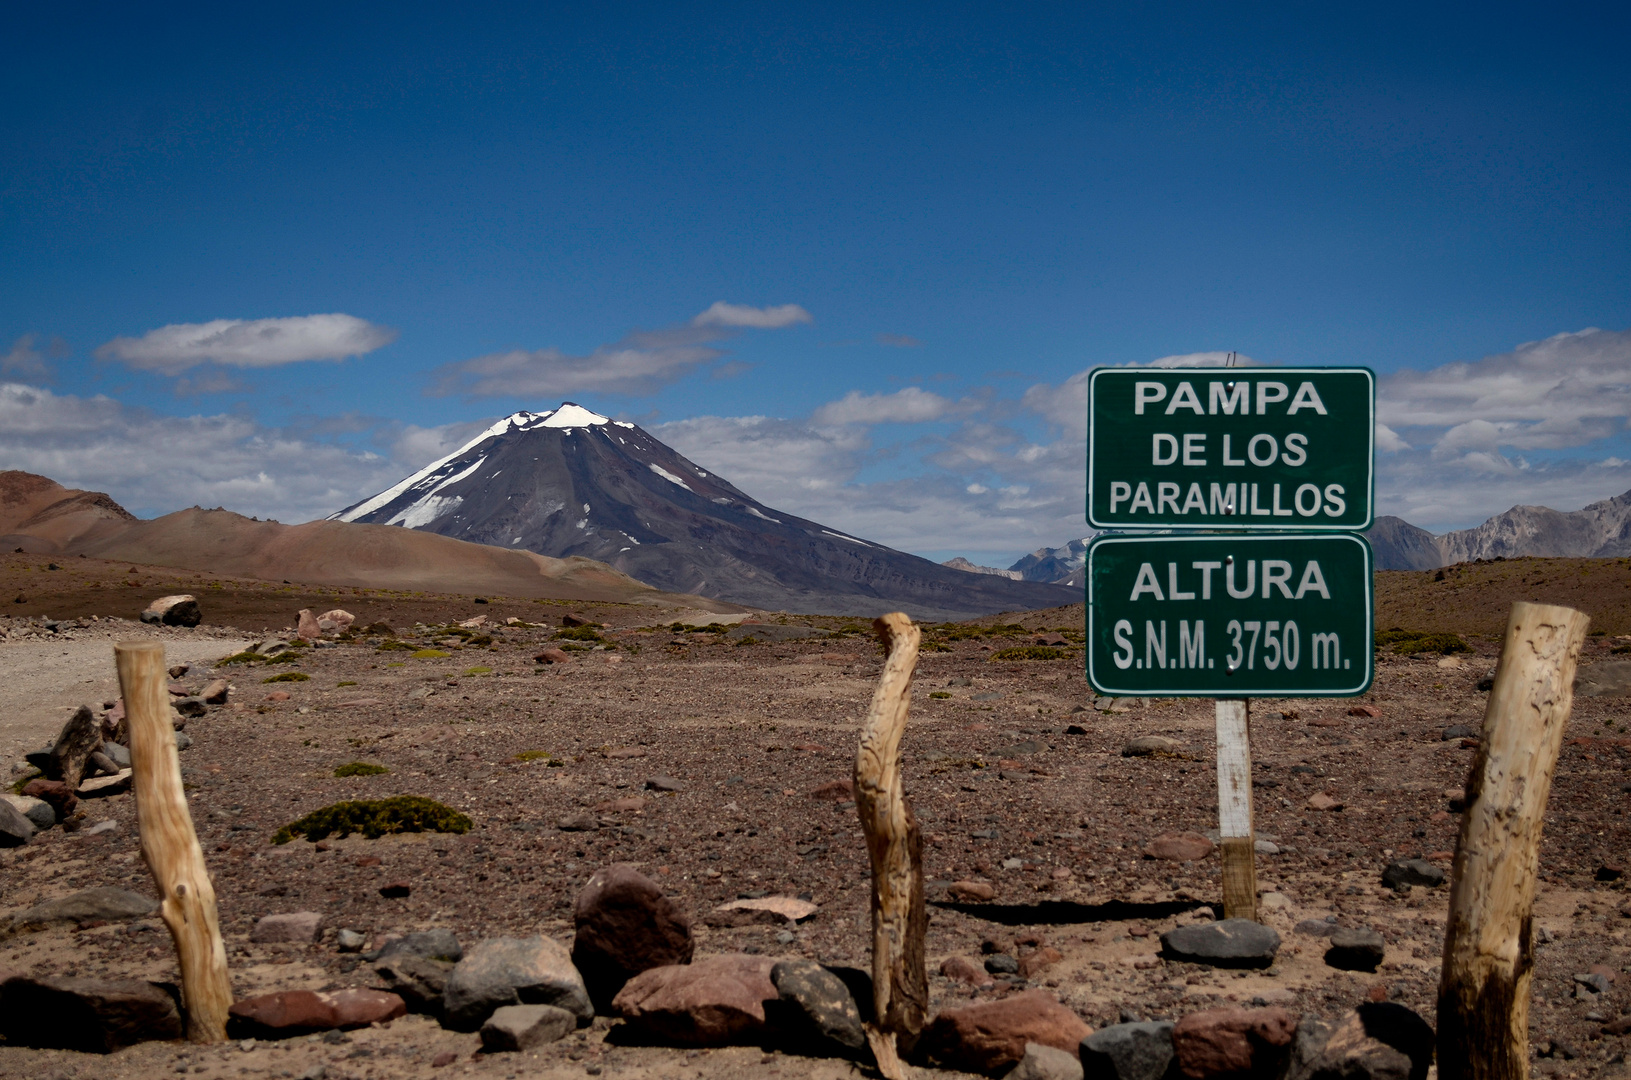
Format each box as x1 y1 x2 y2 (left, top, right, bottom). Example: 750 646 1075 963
334 404 1078 620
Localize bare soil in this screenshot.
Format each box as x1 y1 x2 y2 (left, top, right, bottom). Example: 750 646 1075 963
0 561 1628 1078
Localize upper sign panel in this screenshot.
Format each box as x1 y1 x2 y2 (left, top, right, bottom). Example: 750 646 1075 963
1087 367 1375 531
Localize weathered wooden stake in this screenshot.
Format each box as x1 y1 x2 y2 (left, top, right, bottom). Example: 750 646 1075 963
115 640 233 1042
1215 697 1257 921
1439 601 1589 1080
854 612 927 1080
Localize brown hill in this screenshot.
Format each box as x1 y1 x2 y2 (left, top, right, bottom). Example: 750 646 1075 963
67 507 722 609
0 471 136 553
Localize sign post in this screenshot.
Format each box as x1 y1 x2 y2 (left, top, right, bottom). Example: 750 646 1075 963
1086 366 1376 921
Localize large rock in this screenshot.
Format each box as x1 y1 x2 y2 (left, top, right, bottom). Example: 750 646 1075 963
318 608 356 633
0 974 183 1052
4 886 159 936
611 953 779 1046
297 608 322 639
1381 860 1445 890
1171 1006 1296 1078
1 793 54 830
373 954 454 1014
1159 919 1280 969
0 798 35 846
1575 660 1631 698
480 1003 576 1052
442 935 592 1032
141 594 201 627
251 911 323 943
1008 1041 1086 1080
1080 1020 1175 1080
769 959 867 1056
21 777 77 819
922 990 1092 1075
1324 928 1385 973
572 863 694 1008
228 988 405 1037
1284 1004 1434 1080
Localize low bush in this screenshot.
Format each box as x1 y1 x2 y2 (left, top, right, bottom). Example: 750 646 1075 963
462 666 493 676
1374 628 1471 655
555 626 605 642
263 671 311 683
989 646 1069 661
333 762 390 777
411 649 451 659
220 651 267 665
375 640 414 652
271 795 471 844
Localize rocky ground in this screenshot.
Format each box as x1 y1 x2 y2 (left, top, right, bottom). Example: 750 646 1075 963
0 575 1629 1078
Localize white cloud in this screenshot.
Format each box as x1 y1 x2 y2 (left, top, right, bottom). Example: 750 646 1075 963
691 302 813 329
0 381 441 524
811 387 956 426
96 314 397 375
876 333 923 348
1 335 52 382
431 303 810 399
1135 350 1259 369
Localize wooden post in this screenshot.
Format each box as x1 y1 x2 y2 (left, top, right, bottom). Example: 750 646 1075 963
854 613 927 1080
115 640 233 1042
1215 698 1257 921
1438 602 1589 1080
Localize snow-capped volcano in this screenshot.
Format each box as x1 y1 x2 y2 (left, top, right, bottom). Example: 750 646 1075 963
332 403 1079 619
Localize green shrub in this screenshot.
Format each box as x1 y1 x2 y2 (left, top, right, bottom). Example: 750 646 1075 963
263 671 311 683
735 635 760 646
462 666 493 676
920 641 952 652
990 646 1069 661
1374 628 1471 655
333 762 390 777
513 749 553 763
555 626 605 642
221 651 267 665
336 681 358 687
271 795 471 844
375 640 414 652
411 649 451 659
929 691 952 699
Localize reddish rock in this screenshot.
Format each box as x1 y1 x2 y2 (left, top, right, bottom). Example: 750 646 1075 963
250 911 322 943
604 747 648 759
202 679 230 705
941 956 995 988
810 779 855 801
20 778 77 820
573 864 695 1009
228 988 405 1036
611 953 777 1046
266 691 291 702
1307 793 1344 812
432 1050 458 1067
561 613 591 627
1017 947 1064 979
296 608 321 640
1346 704 1380 718
594 797 648 813
0 974 183 1052
949 880 996 902
921 990 1092 1074
1143 832 1216 862
1171 1006 1296 1078
535 648 574 664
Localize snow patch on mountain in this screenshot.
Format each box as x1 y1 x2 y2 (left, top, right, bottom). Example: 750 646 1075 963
649 463 693 491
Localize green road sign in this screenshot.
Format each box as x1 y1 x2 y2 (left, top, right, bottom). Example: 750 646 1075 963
1087 367 1374 531
1086 533 1373 697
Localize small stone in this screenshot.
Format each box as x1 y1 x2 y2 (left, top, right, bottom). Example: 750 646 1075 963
1325 928 1386 972
1381 859 1445 890
480 1003 576 1052
372 954 454 1014
1294 919 1338 938
644 775 685 792
441 935 592 1032
202 679 230 705
142 595 201 627
376 929 463 962
0 793 54 830
0 974 183 1051
1121 736 1181 758
1573 972 1611 995
1017 947 1063 979
921 990 1092 1075
1286 1003 1434 1080
941 956 995 988
0 798 35 846
950 880 997 902
431 1051 458 1067
612 953 778 1046
173 697 207 718
771 959 867 1055
1254 840 1280 855
227 989 404 1037
336 929 366 952
535 648 574 664
1442 724 1475 740
1005 1041 1084 1080
985 954 1020 975
1595 863 1624 882
1159 919 1279 969
1307 792 1344 811
1347 704 1380 718
1080 1020 1175 1080
557 814 599 832
1172 1006 1295 1077
266 690 291 702
251 911 323 944
809 779 855 801
378 881 411 899
1142 831 1215 862
4 886 158 934
20 778 77 820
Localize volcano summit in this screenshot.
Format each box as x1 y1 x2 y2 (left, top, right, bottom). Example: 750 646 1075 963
333 404 1077 619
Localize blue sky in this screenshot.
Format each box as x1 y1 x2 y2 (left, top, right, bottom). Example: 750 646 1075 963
4 4 1629 564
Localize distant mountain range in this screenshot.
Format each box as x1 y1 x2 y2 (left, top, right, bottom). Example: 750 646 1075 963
334 403 1079 620
964 489 1631 578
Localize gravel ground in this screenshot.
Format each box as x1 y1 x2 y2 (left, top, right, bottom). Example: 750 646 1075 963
1 603 1629 1078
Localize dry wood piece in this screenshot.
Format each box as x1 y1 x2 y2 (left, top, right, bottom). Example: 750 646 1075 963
1438 601 1590 1080
49 705 103 791
853 612 927 1079
1214 698 1257 921
115 639 233 1043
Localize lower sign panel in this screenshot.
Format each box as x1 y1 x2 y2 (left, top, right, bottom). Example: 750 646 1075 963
1086 533 1373 697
